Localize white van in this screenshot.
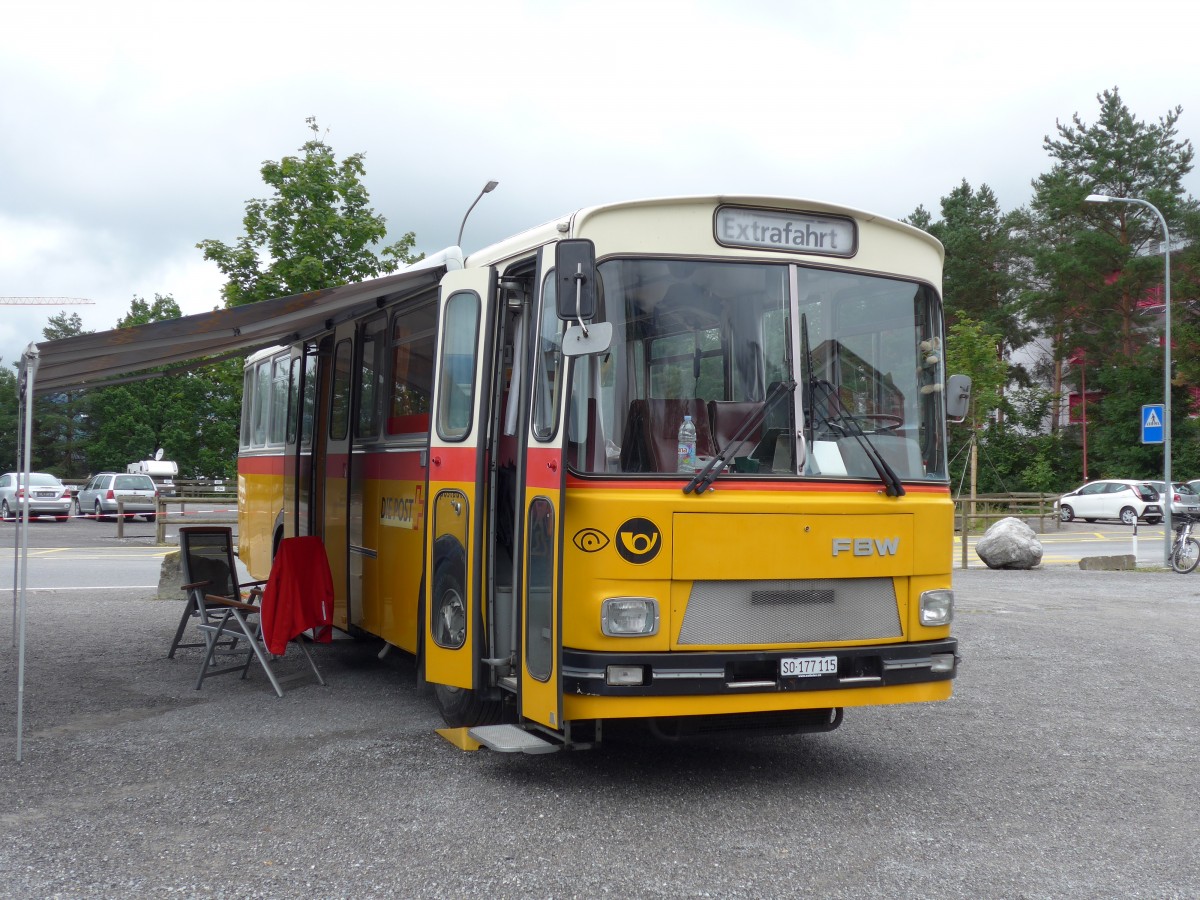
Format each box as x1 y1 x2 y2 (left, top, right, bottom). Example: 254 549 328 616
127 458 178 497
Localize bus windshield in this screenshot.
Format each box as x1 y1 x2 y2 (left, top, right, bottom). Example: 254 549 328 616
567 258 948 481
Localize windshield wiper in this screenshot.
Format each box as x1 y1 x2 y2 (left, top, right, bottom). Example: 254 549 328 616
684 379 795 495
808 378 905 497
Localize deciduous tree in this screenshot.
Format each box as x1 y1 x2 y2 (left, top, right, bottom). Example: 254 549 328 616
197 118 420 307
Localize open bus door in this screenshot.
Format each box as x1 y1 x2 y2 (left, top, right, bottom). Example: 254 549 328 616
515 242 589 732
283 344 313 541
519 240 608 735
321 325 355 629
425 268 496 703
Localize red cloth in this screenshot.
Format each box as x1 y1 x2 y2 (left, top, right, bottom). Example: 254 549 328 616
260 536 334 656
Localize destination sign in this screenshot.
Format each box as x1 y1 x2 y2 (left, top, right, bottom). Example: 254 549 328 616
715 206 857 257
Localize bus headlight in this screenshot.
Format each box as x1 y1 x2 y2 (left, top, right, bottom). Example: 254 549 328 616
919 589 954 626
601 597 659 636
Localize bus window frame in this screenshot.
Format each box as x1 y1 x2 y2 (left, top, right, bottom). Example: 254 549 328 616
355 315 387 442
329 338 354 443
435 290 481 443
532 268 565 442
387 298 439 442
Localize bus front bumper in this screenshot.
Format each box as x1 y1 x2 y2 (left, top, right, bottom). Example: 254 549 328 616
561 638 958 697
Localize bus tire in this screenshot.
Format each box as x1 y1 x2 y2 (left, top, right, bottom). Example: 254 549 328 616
433 682 503 729
430 558 503 728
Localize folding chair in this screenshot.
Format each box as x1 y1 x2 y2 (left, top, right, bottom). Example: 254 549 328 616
177 526 325 697
169 526 261 658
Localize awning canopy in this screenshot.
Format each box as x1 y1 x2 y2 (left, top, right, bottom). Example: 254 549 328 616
30 254 456 394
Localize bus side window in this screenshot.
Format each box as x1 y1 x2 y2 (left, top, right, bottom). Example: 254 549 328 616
437 291 480 441
532 271 564 441
388 301 437 438
330 339 353 442
356 316 386 440
286 356 301 445
240 368 254 450
253 359 271 447
269 355 288 445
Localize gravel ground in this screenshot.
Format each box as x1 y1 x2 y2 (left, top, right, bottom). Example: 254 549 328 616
2 568 1199 899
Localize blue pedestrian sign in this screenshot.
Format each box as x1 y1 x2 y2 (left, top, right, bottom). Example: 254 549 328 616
1141 404 1165 444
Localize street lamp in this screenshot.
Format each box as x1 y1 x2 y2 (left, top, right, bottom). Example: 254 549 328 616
457 180 499 248
1084 192 1172 564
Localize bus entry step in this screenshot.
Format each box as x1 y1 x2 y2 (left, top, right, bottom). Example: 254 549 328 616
468 724 560 754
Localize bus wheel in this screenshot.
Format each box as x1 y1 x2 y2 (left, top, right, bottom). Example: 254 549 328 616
433 683 504 729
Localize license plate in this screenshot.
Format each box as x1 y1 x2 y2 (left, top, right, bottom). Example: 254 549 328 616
781 655 837 678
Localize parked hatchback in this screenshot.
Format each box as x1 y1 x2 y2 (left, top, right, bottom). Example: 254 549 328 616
0 472 73 521
1057 479 1162 526
1147 481 1200 518
75 472 159 521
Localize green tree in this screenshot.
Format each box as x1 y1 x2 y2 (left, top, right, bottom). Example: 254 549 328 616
32 311 92 477
1024 87 1200 486
924 181 1030 363
0 361 18 471
1029 87 1198 367
197 118 420 307
86 295 242 478
945 317 1008 494
1084 350 1200 481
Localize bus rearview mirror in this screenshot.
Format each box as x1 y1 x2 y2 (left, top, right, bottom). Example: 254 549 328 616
556 239 597 322
946 374 972 422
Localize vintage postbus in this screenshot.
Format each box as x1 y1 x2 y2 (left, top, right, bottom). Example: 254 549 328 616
237 196 970 752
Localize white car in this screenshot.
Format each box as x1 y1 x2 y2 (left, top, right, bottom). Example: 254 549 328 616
1057 479 1162 526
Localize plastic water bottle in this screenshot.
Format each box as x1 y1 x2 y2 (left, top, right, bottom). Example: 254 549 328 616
677 415 697 472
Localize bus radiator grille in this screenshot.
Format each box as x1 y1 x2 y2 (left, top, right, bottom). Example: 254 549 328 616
678 578 902 645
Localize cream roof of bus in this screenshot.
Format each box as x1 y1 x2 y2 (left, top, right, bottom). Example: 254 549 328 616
466 195 943 286
28 198 941 395
28 249 459 394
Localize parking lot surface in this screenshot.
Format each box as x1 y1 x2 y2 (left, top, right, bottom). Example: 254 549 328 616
2 565 1199 898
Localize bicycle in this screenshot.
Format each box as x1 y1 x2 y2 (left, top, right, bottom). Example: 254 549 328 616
1170 514 1200 573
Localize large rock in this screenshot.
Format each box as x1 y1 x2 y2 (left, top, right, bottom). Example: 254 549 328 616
158 550 183 600
975 516 1043 570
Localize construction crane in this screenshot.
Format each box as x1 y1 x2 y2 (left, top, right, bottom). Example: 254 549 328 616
0 297 96 305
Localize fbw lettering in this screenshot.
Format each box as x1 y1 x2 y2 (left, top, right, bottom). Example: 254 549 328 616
831 537 899 557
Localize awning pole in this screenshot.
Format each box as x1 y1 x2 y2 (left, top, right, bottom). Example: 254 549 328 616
16 343 39 762
12 366 23 646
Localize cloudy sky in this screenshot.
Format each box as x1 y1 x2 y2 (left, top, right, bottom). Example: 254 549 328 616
3 0 1199 365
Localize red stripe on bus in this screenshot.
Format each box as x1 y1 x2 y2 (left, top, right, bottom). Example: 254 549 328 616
428 445 478 482
525 447 564 490
239 455 285 476
360 450 428 480
564 474 949 494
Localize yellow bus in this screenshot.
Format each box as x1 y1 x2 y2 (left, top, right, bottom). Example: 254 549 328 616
238 195 970 752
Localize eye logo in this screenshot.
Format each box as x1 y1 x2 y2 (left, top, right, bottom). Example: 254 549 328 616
616 517 661 564
572 528 610 553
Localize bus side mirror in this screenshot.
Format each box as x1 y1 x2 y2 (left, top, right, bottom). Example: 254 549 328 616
946 374 972 423
556 239 596 322
562 321 613 357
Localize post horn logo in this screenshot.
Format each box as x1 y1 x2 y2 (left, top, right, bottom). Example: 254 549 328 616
616 517 661 564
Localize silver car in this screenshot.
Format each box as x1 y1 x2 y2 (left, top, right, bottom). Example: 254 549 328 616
0 472 73 522
75 472 159 522
1147 482 1200 518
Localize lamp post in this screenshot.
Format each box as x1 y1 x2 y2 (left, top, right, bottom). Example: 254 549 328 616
1084 193 1172 564
457 180 499 248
